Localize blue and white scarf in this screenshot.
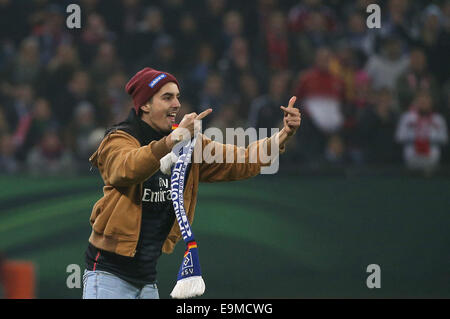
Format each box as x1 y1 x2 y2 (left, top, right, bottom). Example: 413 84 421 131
169 134 205 298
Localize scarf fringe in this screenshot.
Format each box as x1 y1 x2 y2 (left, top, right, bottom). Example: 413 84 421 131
170 276 205 299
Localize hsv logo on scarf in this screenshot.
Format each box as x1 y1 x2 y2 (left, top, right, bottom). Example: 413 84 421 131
170 134 205 299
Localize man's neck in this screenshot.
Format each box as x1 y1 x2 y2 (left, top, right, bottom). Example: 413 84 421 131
139 114 168 136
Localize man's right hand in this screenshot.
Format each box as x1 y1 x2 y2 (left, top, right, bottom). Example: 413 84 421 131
166 109 212 149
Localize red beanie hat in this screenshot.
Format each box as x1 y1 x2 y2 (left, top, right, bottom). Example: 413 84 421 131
125 67 180 114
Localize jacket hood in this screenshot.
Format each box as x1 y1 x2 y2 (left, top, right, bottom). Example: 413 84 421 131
89 110 140 168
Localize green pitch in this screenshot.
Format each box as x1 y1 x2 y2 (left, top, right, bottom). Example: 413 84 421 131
0 173 449 298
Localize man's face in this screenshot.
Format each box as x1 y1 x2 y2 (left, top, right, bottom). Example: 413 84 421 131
141 82 181 134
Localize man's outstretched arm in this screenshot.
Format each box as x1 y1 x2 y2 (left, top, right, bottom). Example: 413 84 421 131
198 96 301 182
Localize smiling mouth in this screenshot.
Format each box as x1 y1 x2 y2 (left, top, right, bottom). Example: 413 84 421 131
167 111 177 123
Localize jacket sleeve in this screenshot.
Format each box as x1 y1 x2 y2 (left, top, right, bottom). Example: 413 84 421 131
95 132 171 187
196 134 285 183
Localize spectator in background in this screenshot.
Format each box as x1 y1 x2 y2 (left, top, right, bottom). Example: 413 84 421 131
443 0 450 30
40 43 81 99
254 0 279 39
159 0 184 36
89 42 123 86
329 45 372 157
31 4 72 65
208 101 240 135
219 37 263 89
344 11 376 56
365 36 409 90
351 70 372 112
294 47 344 135
329 45 365 112
119 0 142 35
78 0 101 17
443 79 450 126
117 0 144 62
293 47 344 162
288 0 337 34
288 0 337 69
344 70 373 161
1 84 32 131
441 79 450 164
198 72 226 124
356 88 400 164
0 0 449 174
417 4 450 86
248 71 290 130
54 70 97 126
379 0 415 42
16 97 57 161
396 89 448 172
174 12 201 72
184 43 216 104
263 11 290 71
0 107 10 136
7 85 35 151
99 71 129 125
324 134 346 165
5 37 42 86
131 6 165 62
199 0 227 53
148 35 178 74
221 11 245 54
0 0 28 45
0 134 19 174
0 40 15 77
79 13 116 65
396 47 440 111
65 102 98 164
26 128 75 176
236 72 260 123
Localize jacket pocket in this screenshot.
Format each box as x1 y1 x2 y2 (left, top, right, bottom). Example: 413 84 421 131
91 187 121 235
102 187 140 239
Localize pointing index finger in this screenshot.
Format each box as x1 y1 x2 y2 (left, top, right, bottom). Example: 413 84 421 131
196 108 213 120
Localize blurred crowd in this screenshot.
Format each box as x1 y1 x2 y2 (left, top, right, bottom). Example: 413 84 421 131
0 0 449 176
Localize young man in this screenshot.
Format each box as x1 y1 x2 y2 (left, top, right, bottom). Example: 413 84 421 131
82 67 301 299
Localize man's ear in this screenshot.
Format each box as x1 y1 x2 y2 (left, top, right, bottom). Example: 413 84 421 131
140 103 152 114
140 97 153 115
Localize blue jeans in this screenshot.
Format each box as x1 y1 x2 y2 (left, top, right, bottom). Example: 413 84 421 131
82 270 159 299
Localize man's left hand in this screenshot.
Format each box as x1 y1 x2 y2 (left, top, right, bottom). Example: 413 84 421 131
280 96 301 136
